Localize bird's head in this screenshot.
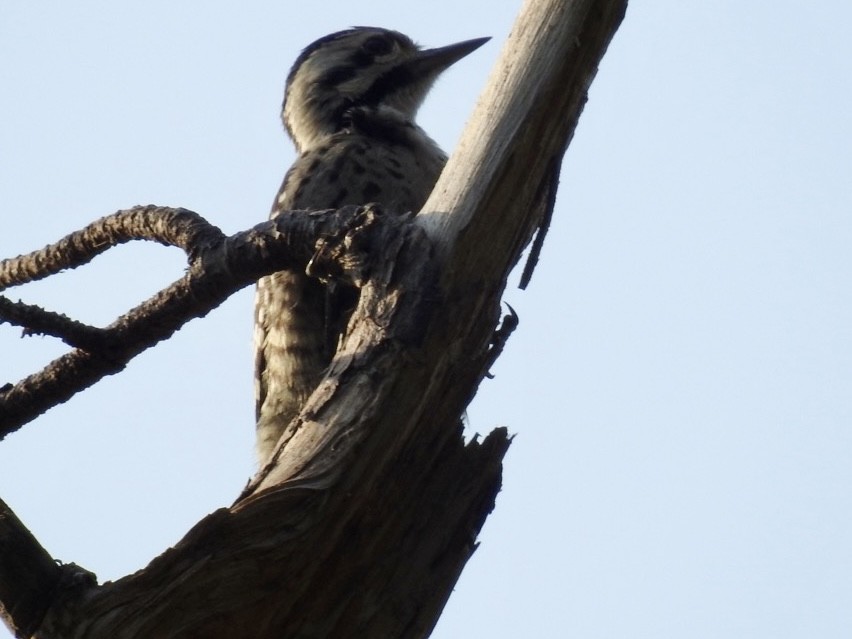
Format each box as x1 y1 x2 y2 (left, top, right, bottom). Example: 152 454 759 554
282 27 489 152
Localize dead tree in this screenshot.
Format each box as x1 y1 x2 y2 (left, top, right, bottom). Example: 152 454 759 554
0 0 627 637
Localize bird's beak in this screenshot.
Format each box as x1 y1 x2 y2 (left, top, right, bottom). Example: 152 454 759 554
409 36 491 78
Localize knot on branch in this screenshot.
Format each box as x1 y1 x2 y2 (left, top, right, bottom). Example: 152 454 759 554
305 204 411 288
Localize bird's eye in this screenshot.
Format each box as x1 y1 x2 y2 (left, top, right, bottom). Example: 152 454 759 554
362 35 394 56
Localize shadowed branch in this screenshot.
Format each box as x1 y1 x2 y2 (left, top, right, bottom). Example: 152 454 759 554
0 203 407 438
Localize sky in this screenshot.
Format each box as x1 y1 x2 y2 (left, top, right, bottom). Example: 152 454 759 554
1 1 851 637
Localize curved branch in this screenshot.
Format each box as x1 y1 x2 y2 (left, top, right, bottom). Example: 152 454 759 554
0 204 400 439
0 206 225 291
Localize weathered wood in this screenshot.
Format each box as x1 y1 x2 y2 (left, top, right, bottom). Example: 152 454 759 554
0 205 374 437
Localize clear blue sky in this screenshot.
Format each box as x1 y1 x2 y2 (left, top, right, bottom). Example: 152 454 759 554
2 2 851 637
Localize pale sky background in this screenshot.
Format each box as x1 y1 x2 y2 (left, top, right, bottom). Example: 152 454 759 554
1 2 851 637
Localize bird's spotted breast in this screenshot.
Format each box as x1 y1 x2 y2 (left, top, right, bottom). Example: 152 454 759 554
255 26 484 464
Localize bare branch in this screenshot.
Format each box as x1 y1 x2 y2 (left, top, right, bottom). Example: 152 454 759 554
0 204 399 439
0 296 106 348
0 206 225 291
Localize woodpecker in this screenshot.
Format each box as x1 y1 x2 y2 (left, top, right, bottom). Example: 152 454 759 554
253 27 488 464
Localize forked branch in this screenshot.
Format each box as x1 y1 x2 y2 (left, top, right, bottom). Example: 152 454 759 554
0 204 409 438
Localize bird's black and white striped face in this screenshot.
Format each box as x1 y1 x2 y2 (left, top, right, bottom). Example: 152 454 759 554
282 27 488 152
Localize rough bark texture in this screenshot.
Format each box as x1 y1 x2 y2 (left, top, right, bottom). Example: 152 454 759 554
0 205 372 435
0 0 628 636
